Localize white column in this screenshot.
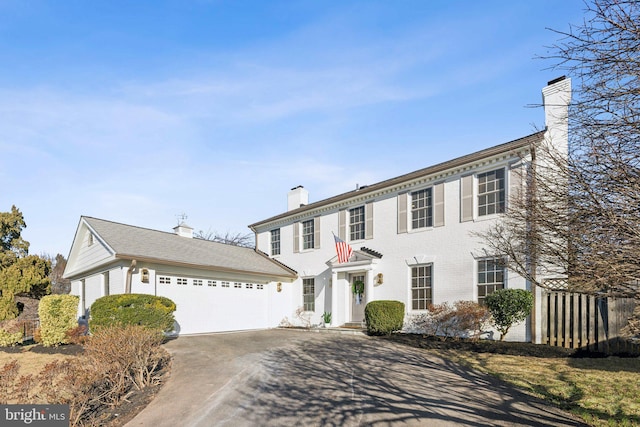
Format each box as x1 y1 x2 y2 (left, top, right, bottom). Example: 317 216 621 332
331 270 338 326
366 270 374 305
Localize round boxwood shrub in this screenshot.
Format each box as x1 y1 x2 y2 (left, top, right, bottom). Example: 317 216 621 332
89 294 176 333
364 300 405 335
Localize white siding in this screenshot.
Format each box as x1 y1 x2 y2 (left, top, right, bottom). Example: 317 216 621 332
255 155 533 341
66 226 113 277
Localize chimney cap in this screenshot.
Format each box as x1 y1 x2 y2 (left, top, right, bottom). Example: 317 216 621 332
290 185 304 191
547 76 566 86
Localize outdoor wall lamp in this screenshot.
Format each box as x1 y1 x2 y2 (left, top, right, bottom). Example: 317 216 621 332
277 282 282 292
376 273 383 285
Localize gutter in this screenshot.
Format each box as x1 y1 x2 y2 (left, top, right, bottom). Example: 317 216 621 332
125 259 136 293
115 254 297 282
249 131 543 229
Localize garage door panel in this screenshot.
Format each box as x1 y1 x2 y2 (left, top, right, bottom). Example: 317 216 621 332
155 276 270 334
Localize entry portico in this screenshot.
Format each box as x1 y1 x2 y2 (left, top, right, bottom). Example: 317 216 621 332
327 249 381 326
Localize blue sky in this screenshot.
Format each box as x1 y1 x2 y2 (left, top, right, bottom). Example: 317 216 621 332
0 0 585 257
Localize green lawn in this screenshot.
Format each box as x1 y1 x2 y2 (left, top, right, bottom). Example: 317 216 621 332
434 349 640 426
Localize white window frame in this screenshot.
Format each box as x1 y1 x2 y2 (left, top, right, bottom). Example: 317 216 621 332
477 168 505 217
302 219 314 250
477 257 505 305
271 228 281 256
349 206 365 241
411 188 433 229
302 278 315 312
410 264 433 310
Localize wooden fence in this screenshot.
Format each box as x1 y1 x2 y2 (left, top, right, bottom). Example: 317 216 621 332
541 291 639 355
19 318 39 343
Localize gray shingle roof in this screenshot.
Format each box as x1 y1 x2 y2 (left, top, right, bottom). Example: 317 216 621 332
83 217 296 278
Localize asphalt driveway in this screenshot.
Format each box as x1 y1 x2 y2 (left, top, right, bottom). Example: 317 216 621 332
126 329 585 426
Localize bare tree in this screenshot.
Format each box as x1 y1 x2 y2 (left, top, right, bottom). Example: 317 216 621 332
546 0 640 296
474 138 572 288
475 0 640 337
44 253 71 294
194 228 255 248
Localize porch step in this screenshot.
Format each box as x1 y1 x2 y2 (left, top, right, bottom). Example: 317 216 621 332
341 322 366 329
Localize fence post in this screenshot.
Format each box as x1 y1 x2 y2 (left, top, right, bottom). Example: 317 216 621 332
541 291 549 345
597 297 607 353
563 293 571 348
579 294 587 349
549 292 557 347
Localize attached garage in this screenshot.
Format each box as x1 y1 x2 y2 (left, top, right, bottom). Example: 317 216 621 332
64 217 297 335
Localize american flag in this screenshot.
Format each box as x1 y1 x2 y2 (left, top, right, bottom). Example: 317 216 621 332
334 234 353 263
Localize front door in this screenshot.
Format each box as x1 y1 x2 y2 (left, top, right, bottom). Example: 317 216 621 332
350 274 366 323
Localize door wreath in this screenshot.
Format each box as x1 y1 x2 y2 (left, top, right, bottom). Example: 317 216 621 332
352 280 364 296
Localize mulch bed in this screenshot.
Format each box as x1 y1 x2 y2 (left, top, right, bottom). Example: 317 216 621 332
0 343 84 355
380 333 603 358
90 365 170 427
28 344 85 355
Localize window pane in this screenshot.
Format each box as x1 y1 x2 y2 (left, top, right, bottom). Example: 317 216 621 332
303 278 315 311
411 188 433 229
302 220 314 249
477 169 505 217
349 206 365 240
411 265 432 310
271 228 281 255
477 257 505 304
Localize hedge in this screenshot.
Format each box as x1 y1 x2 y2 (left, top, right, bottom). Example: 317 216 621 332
39 294 80 347
89 294 176 332
0 328 23 347
364 300 405 335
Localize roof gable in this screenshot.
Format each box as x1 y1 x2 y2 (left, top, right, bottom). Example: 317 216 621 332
64 219 115 278
64 217 296 280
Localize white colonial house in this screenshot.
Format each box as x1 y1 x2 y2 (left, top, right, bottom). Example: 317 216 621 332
249 77 571 342
64 217 297 334
65 77 570 341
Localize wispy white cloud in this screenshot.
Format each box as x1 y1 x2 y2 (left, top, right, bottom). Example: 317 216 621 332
0 0 585 256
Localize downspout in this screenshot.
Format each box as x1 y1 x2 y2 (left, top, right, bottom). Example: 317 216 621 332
528 146 538 343
125 260 137 294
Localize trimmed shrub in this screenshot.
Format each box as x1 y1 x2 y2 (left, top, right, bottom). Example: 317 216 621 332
89 294 176 332
38 294 79 347
0 318 26 347
0 329 23 347
365 300 405 335
485 289 534 341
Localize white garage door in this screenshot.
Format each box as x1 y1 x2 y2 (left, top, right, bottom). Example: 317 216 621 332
154 275 270 335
